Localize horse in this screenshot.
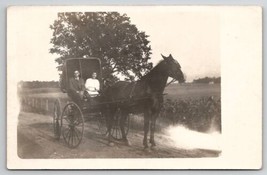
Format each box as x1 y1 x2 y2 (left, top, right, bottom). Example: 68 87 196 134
102 54 185 149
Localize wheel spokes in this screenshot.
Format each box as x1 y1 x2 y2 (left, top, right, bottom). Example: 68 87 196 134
61 103 84 148
110 112 130 140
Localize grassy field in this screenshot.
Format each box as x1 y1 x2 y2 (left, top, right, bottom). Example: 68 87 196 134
164 83 220 100
19 83 221 133
20 83 220 99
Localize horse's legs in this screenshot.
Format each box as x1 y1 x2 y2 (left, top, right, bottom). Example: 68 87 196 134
150 112 158 147
143 111 150 148
119 110 130 145
119 110 126 139
106 107 115 146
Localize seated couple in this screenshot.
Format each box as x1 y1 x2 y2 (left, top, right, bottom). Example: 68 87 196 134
68 70 100 105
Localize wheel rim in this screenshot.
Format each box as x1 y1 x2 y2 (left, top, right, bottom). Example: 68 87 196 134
53 100 61 140
61 103 84 148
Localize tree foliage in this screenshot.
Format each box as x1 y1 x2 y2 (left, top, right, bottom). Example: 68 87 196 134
193 77 221 84
50 12 153 83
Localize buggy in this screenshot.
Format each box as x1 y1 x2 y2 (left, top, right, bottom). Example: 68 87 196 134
53 57 129 148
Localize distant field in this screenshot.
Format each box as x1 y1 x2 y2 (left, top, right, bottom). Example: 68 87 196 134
19 83 221 133
19 83 220 100
164 83 220 100
19 88 61 94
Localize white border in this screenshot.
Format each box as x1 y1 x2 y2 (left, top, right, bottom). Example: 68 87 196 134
7 6 262 169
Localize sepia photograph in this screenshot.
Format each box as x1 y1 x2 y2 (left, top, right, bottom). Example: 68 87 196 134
7 6 262 169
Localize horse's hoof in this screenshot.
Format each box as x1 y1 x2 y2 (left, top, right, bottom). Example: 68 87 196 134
108 142 115 147
143 147 151 153
122 138 131 146
125 141 132 146
150 145 157 151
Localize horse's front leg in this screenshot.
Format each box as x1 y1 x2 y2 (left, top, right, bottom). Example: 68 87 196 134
150 112 159 148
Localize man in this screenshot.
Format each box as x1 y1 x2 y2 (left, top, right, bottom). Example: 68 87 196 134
85 72 100 97
68 70 85 105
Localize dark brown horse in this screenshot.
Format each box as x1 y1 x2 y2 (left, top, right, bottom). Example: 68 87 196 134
103 54 185 149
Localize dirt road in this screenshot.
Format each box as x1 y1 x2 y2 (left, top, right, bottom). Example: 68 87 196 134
17 112 220 159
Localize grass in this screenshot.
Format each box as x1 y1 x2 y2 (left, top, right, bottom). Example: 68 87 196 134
164 83 220 100
19 83 220 100
19 83 221 133
19 88 61 94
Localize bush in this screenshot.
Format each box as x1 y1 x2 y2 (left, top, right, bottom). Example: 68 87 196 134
160 96 221 132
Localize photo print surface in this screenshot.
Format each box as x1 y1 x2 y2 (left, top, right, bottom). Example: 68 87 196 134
7 6 261 169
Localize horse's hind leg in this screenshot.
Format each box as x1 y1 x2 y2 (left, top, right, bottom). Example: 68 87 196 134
119 110 131 146
106 107 115 146
150 113 158 148
143 111 150 148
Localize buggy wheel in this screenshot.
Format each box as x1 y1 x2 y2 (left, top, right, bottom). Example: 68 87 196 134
53 99 61 140
61 102 84 148
111 108 130 140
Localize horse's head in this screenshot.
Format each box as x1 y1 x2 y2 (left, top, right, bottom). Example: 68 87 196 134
161 54 185 83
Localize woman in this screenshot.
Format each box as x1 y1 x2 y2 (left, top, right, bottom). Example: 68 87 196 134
85 72 100 98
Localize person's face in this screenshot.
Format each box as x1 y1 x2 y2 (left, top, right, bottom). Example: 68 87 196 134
74 71 80 78
92 73 97 79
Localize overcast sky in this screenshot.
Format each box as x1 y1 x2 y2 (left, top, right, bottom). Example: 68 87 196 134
9 6 220 82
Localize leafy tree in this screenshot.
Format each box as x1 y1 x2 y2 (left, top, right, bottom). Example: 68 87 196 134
193 77 221 84
50 12 153 83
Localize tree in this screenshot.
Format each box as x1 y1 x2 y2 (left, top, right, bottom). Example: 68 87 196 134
50 12 153 83
193 77 221 84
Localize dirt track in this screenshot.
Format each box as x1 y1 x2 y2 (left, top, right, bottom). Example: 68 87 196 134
17 112 220 159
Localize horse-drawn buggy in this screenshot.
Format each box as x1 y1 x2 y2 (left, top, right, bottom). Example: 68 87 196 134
53 54 185 149
52 57 129 148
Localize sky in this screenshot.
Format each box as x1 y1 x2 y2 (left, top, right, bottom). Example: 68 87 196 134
9 6 220 82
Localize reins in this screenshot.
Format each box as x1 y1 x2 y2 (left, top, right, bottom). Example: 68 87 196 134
165 78 177 87
129 77 177 99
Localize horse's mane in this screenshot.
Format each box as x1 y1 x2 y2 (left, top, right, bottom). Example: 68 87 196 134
140 60 166 81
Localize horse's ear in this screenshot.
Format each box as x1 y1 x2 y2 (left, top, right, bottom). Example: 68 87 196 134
169 54 173 58
161 54 167 60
